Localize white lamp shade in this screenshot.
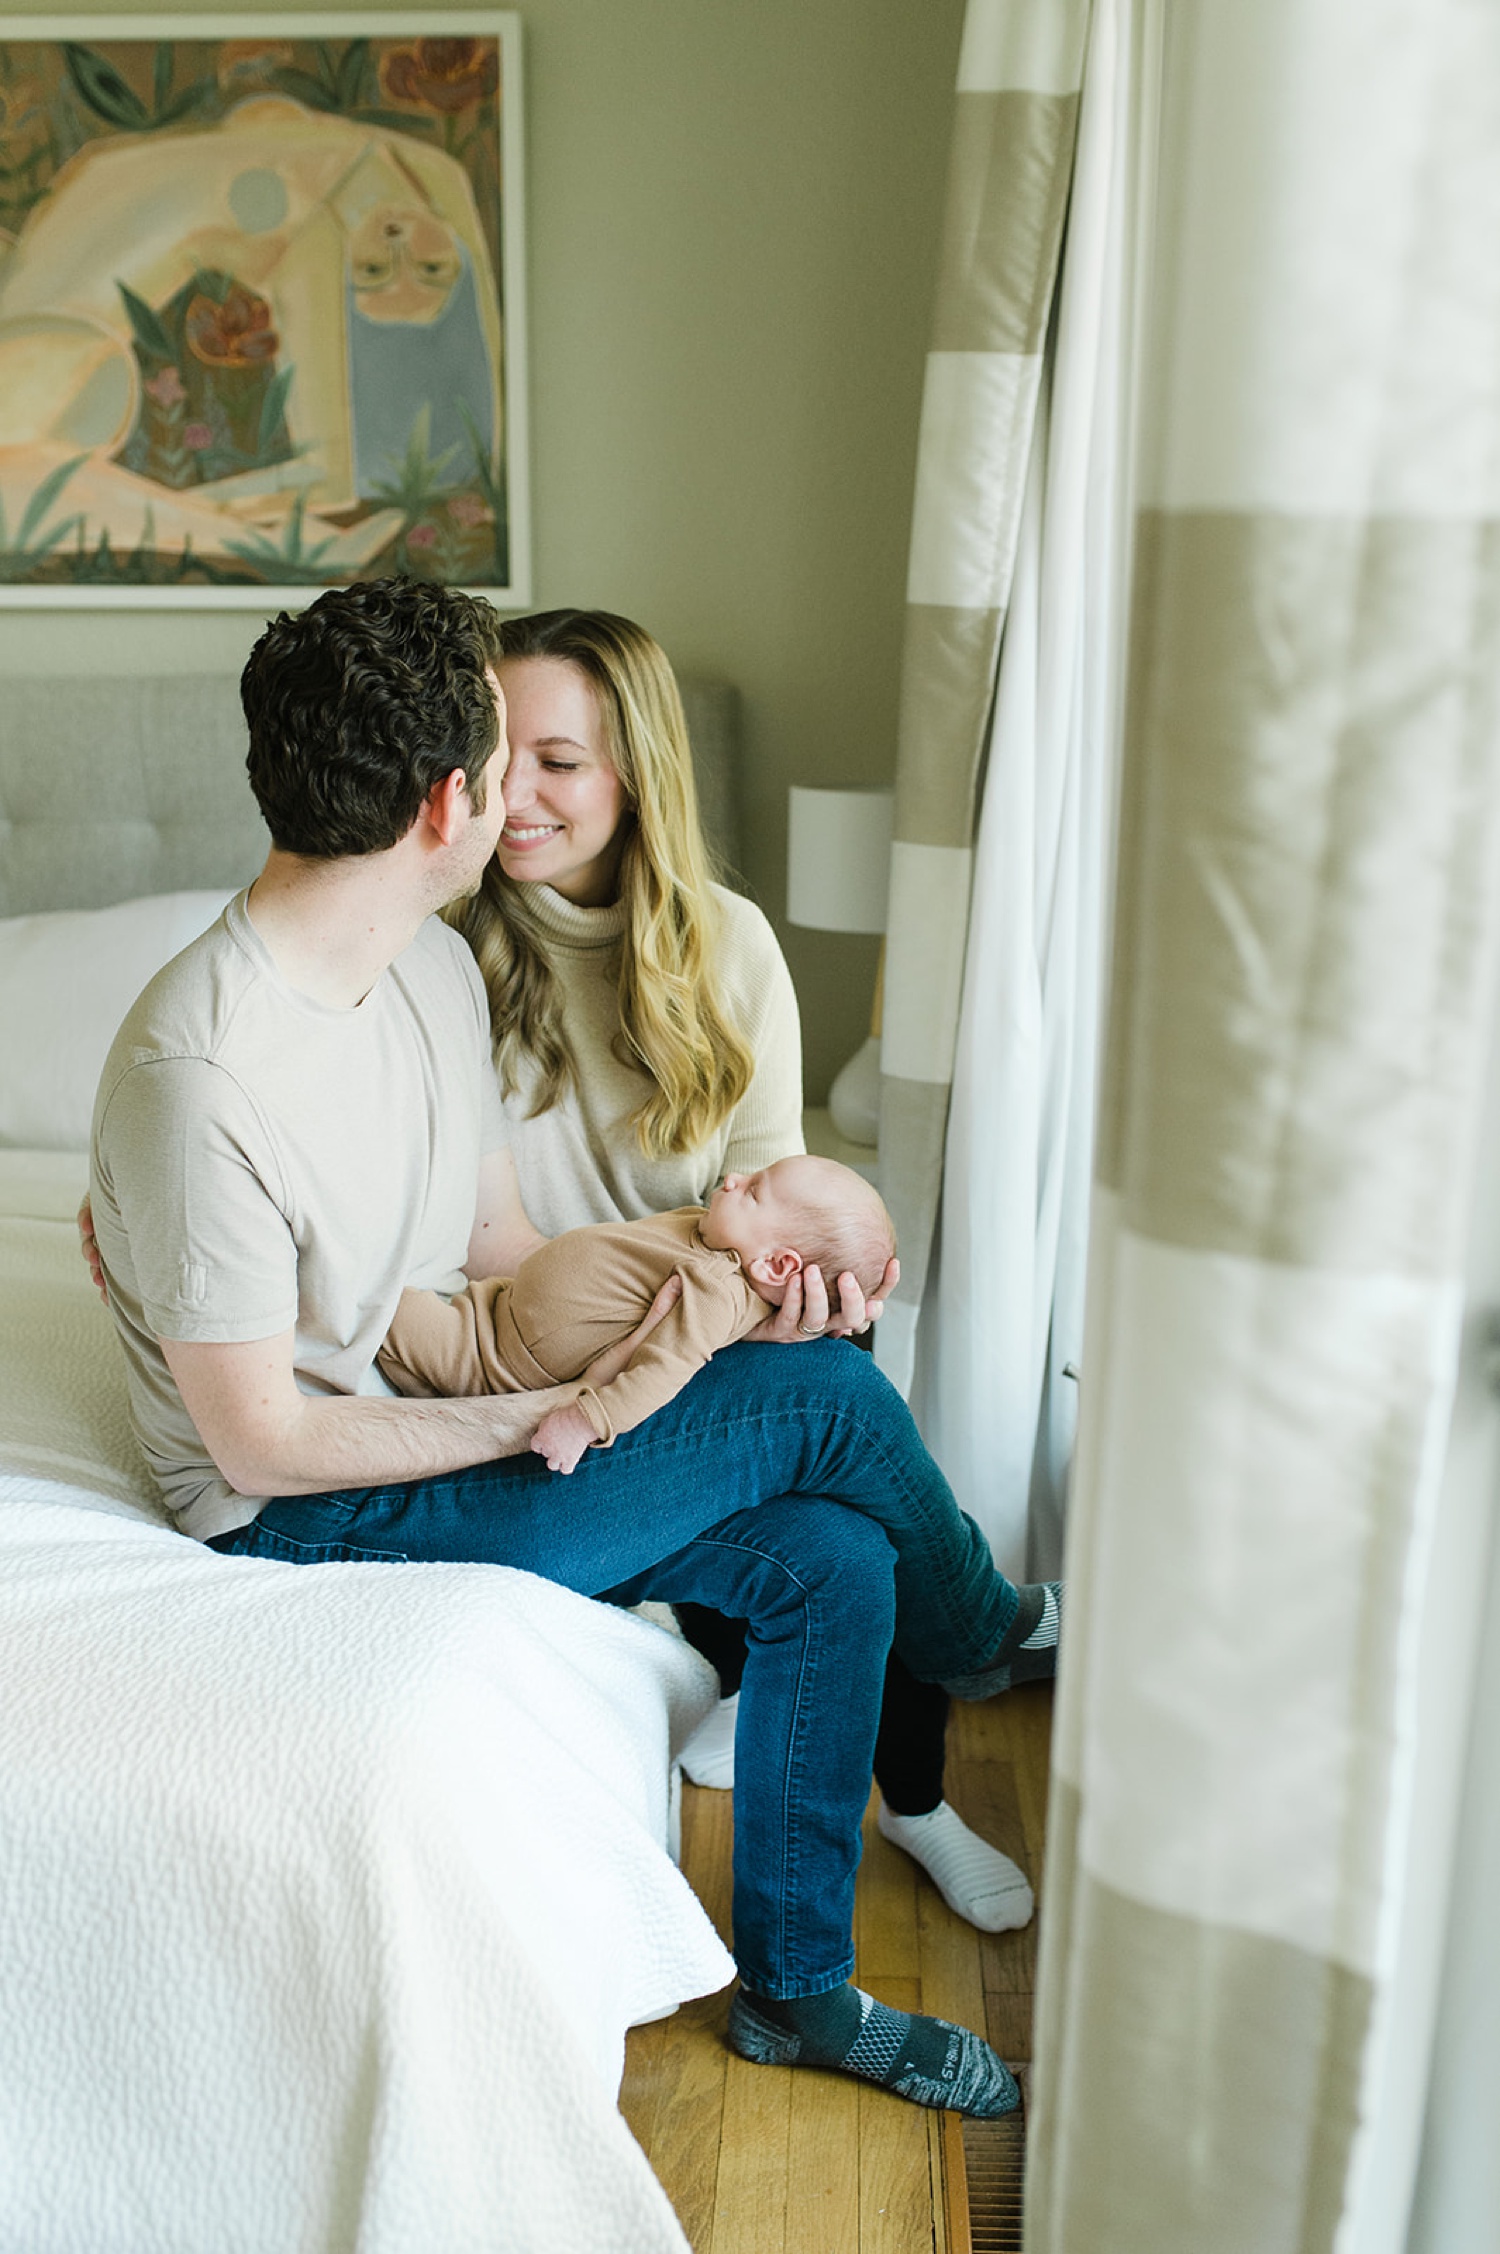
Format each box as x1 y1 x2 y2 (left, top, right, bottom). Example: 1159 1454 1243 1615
786 787 894 933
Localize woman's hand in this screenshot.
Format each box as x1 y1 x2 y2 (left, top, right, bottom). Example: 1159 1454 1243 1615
750 1254 901 1345
77 1195 108 1306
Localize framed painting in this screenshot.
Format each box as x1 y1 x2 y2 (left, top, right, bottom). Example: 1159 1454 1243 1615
0 11 530 605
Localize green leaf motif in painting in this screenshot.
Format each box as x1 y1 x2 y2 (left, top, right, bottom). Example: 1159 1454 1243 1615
117 282 174 366
17 452 86 548
63 44 149 129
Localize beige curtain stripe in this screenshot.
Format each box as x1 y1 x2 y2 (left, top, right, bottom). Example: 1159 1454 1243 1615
1098 508 1500 1273
881 842 974 1086
1029 1828 1373 2254
880 0 1085 1356
873 1076 949 1322
932 93 1082 355
893 603 1004 847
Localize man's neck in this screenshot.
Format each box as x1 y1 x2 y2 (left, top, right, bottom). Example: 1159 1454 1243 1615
245 848 433 1009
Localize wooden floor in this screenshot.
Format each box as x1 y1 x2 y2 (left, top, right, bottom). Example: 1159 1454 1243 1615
621 1682 1054 2254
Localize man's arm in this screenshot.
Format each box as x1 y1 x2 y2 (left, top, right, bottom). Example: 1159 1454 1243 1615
163 1263 687 1499
162 1330 575 1498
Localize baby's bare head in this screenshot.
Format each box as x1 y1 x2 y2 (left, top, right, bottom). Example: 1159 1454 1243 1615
704 1155 896 1301
768 1156 895 1300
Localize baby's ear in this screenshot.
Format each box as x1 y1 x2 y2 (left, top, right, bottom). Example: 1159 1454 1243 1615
747 1247 802 1290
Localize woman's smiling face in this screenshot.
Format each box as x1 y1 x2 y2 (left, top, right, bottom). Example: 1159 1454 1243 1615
492 655 629 906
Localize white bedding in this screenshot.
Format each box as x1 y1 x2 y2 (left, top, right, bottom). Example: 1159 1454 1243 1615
0 1153 734 2254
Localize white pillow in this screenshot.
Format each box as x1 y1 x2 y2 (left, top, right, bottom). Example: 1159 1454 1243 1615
0 891 237 1151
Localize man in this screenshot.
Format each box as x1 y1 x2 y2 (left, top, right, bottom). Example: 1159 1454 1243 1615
91 580 1058 2119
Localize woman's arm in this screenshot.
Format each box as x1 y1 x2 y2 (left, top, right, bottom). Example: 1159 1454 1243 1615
467 1147 549 1277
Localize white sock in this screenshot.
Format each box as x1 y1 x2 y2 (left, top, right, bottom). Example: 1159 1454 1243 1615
877 1800 1035 1933
1020 1583 1060 1651
679 1691 738 1789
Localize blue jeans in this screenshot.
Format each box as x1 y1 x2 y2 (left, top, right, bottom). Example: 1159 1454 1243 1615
208 1340 1018 1997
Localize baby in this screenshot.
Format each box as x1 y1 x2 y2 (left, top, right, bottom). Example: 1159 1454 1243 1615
378 1154 896 1474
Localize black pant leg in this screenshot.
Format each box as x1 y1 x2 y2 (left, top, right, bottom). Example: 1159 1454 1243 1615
873 1651 949 1815
674 1600 751 1692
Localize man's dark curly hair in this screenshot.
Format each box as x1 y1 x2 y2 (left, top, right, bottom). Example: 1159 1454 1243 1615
241 579 505 858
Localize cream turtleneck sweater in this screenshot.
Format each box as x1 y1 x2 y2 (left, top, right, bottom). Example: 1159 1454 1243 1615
495 882 804 1237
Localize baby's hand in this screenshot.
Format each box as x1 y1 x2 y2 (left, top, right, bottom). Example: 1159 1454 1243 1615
532 1403 595 1475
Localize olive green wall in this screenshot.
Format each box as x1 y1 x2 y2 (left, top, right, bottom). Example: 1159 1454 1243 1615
0 0 966 1099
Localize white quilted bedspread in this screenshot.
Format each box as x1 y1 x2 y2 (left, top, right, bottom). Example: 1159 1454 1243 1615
0 1157 734 2253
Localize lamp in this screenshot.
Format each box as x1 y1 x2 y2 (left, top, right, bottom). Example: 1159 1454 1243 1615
786 785 893 1147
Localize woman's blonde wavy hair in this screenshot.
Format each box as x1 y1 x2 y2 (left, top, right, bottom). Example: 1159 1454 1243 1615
447 609 755 1158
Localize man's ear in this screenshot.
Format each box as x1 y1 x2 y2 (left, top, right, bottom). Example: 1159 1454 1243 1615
424 767 471 847
747 1247 802 1290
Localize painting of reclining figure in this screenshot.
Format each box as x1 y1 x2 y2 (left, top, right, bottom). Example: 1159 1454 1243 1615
0 13 529 602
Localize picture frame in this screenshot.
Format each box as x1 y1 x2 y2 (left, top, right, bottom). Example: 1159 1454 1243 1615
0 11 530 606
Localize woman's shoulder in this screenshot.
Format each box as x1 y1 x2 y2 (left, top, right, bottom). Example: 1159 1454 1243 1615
706 883 785 976
706 884 796 1023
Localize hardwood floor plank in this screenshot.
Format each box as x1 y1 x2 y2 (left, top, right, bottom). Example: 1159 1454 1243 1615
859 2071 940 2254
681 1781 736 1941
981 1945 1037 2062
1003 1685 1054 1875
632 1783 736 2250
915 1886 988 2039
630 1993 731 2253
856 1789 924 1988
619 2014 667 2158
713 2050 793 2254
785 2063 861 2254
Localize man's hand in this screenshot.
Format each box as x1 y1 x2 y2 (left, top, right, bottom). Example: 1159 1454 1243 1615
749 1255 900 1345
77 1195 108 1306
532 1402 595 1475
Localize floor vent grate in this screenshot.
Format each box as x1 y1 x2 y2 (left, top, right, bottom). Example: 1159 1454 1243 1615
955 2091 1026 2253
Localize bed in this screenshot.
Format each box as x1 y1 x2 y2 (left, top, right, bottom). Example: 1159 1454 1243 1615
0 672 743 2254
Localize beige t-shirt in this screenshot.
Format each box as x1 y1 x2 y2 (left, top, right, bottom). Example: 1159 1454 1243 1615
498 881 805 1232
90 893 506 1541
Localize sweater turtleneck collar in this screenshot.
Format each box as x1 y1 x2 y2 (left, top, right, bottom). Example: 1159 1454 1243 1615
509 883 629 953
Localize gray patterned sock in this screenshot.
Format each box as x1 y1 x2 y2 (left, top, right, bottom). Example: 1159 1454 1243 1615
941 1580 1063 1700
727 1983 1019 2118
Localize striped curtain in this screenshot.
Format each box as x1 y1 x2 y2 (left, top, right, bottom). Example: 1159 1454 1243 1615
1029 5 1500 2250
900 0 1143 1577
875 0 1089 1399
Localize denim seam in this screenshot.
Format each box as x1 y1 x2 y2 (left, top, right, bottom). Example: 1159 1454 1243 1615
688 1529 864 1998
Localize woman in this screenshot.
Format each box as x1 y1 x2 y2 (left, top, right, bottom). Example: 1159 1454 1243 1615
447 607 1036 1935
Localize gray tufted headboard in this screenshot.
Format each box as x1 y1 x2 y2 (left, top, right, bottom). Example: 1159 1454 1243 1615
0 673 741 917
